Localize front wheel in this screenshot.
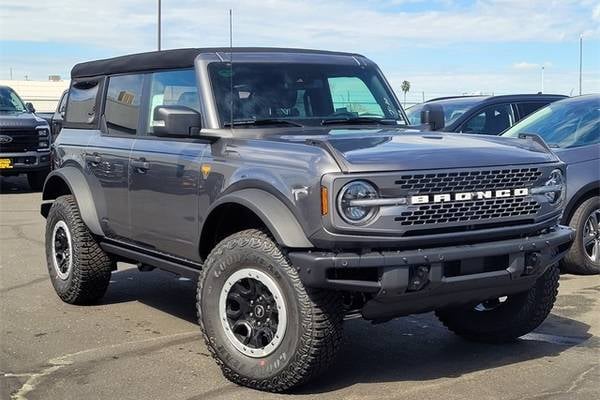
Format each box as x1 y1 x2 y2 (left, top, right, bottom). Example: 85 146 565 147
436 265 560 343
197 229 343 392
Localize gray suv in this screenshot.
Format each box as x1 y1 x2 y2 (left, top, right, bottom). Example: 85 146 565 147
41 48 574 392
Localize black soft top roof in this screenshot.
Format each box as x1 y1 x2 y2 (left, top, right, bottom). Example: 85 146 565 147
71 47 362 79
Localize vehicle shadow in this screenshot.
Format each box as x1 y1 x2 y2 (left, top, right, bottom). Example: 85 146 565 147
101 267 596 394
0 176 36 194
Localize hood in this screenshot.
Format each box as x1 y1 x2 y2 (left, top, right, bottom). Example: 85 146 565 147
0 112 48 131
276 128 559 172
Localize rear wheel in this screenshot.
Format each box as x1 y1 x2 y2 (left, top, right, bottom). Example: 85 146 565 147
197 229 343 392
562 196 600 275
45 195 114 304
27 170 48 191
436 265 559 343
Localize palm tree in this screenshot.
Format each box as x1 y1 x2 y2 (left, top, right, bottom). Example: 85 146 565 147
401 80 411 107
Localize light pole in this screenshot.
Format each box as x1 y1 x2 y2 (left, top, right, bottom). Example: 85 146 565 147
157 0 162 51
541 66 545 93
579 34 583 95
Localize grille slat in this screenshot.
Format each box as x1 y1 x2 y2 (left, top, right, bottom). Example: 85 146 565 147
395 197 540 226
395 168 542 194
0 129 38 153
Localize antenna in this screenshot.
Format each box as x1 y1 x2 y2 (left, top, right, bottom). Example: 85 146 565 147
229 9 234 130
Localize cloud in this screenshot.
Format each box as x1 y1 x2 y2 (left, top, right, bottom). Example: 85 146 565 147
512 61 553 70
0 0 598 54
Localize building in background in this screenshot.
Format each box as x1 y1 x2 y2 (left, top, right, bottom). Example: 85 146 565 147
0 78 69 112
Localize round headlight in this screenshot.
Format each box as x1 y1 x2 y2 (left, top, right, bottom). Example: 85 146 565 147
545 169 564 204
337 180 379 224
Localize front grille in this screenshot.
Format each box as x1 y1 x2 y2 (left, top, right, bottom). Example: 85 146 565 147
0 129 38 153
395 168 542 194
395 197 540 226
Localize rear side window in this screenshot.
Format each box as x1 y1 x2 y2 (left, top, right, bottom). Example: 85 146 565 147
105 74 144 135
461 104 515 135
66 80 100 125
517 102 548 120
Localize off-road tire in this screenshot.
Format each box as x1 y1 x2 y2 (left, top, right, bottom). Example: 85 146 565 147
435 265 560 343
562 196 600 275
197 229 344 392
45 195 114 304
27 170 48 191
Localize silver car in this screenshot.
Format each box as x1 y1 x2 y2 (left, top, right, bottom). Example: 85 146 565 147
504 95 600 274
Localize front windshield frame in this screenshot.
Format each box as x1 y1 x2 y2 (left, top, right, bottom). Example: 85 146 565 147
0 87 27 112
207 61 406 128
502 97 600 149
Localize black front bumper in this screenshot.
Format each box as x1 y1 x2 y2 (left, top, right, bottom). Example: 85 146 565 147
288 225 574 320
0 151 50 175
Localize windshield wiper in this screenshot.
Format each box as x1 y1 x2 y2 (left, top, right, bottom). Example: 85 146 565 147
224 118 303 127
321 117 399 126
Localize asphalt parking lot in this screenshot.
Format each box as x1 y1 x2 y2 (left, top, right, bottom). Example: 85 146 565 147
1 175 599 400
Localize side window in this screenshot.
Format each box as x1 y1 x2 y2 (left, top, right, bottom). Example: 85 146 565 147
105 74 144 135
65 80 100 124
147 69 199 135
328 77 383 117
461 104 514 135
517 102 547 120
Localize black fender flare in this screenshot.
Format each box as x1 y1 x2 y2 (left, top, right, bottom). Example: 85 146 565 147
203 188 314 249
41 167 104 236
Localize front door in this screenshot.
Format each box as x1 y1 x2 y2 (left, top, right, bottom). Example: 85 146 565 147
129 69 207 261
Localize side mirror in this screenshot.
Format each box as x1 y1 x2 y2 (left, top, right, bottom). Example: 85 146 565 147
420 103 445 131
25 102 36 113
152 105 202 137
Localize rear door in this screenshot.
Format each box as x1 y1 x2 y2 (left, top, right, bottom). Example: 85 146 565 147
128 69 207 261
86 73 144 239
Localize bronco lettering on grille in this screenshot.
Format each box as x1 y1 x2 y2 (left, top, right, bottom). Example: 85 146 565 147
410 188 529 205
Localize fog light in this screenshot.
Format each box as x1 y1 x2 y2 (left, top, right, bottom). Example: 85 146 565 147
408 265 430 291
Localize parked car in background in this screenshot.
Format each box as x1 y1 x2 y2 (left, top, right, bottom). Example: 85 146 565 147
407 94 567 134
0 85 51 190
503 95 600 275
37 89 68 140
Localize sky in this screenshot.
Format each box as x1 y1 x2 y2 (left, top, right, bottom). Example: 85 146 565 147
0 0 599 102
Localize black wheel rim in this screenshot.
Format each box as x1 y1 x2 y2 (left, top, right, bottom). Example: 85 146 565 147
52 220 72 280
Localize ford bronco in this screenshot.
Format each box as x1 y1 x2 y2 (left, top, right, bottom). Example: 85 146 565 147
41 48 574 392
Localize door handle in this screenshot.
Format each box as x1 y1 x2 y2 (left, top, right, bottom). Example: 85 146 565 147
131 158 150 172
84 153 102 166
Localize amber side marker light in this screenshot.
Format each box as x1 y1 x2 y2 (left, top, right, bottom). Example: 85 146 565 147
321 186 329 215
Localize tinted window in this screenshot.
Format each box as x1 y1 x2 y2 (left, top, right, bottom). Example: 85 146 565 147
208 62 402 126
461 104 514 135
503 97 600 148
66 80 99 124
105 74 144 135
517 102 547 120
147 69 199 134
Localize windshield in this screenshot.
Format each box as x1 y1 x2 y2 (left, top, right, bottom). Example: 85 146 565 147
503 96 600 148
208 62 404 127
0 87 27 112
405 98 483 126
